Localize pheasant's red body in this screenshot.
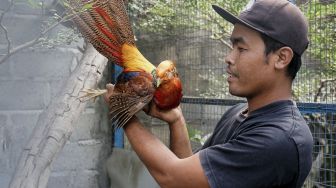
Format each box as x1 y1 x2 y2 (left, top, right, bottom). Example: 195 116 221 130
70 0 183 127
153 60 182 110
154 77 183 110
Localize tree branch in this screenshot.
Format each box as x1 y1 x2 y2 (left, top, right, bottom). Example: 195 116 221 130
0 3 78 64
202 11 233 50
0 0 14 55
314 78 336 102
9 44 108 188
212 33 233 50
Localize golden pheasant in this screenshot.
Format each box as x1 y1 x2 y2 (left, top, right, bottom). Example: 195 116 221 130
69 0 183 128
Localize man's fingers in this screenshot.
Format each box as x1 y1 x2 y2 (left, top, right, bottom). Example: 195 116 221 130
104 83 115 103
106 84 114 92
143 101 158 116
143 101 155 115
143 104 150 114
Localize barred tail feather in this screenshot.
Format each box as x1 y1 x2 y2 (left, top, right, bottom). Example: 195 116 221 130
106 0 134 44
68 0 136 66
93 0 135 45
71 10 123 63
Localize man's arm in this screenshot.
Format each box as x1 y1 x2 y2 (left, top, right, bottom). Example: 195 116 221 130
168 115 192 158
146 103 192 158
124 116 210 188
104 84 209 187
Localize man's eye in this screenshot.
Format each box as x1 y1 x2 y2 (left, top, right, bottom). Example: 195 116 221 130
238 47 246 52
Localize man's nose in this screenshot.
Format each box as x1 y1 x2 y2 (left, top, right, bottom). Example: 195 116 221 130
225 51 235 65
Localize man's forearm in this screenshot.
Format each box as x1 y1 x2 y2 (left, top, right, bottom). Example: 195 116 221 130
124 116 209 188
123 116 178 185
168 116 192 158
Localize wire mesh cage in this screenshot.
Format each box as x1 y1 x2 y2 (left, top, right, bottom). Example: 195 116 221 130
123 0 336 187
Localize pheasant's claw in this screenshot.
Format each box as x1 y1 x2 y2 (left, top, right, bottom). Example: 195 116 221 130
78 89 107 102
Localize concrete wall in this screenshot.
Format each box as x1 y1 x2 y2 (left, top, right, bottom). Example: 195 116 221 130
0 1 111 188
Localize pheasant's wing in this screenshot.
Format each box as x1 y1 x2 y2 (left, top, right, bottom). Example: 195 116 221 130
108 71 155 128
68 0 155 73
108 93 152 129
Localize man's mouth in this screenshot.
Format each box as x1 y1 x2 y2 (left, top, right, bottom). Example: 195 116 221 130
226 69 238 78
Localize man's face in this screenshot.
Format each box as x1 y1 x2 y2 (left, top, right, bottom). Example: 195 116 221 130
225 24 276 99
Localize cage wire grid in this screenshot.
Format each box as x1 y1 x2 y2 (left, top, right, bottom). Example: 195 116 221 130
119 0 336 187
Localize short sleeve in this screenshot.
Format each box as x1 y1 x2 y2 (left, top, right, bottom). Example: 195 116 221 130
199 127 298 188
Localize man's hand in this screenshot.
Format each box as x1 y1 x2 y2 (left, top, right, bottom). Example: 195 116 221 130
104 83 115 104
144 102 184 126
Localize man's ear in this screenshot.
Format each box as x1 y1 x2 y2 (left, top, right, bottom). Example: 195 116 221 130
274 47 294 70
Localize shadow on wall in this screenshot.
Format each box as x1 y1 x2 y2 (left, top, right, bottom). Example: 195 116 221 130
106 148 159 188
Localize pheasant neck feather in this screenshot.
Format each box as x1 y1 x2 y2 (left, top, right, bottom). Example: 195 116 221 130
121 44 155 73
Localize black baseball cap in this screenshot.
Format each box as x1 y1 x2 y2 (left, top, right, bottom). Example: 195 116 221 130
212 0 309 55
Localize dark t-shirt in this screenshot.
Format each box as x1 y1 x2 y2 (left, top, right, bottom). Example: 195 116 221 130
199 100 313 188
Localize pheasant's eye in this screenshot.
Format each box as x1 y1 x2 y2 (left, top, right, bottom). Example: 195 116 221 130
166 71 173 79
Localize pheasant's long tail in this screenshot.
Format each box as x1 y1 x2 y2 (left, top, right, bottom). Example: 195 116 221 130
68 0 134 66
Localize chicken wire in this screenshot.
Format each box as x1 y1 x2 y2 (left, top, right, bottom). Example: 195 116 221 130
118 0 336 187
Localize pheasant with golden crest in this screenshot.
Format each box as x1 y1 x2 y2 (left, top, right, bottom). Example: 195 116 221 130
68 0 183 128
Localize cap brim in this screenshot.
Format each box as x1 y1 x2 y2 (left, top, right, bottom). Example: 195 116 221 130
212 5 265 35
212 5 241 25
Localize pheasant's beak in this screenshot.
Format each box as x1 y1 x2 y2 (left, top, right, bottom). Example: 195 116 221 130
156 78 162 88
151 69 161 88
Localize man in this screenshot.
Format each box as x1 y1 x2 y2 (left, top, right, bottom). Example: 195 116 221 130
105 0 313 187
